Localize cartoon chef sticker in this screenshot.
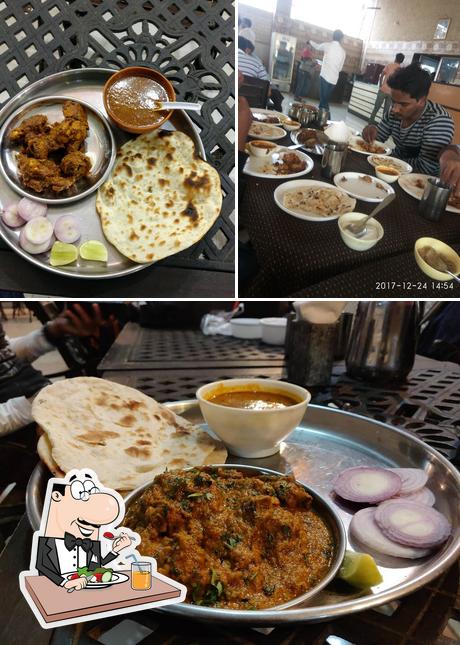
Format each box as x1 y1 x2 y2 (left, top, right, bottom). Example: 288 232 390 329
19 469 186 629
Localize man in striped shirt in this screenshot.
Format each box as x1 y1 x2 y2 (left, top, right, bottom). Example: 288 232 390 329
238 36 269 81
362 63 454 175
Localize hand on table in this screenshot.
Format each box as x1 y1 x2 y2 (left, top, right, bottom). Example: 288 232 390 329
46 303 104 342
64 576 88 592
440 147 460 197
238 95 253 152
362 125 377 144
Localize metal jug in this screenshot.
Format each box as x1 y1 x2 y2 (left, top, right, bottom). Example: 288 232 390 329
316 107 329 128
321 142 348 179
346 301 420 383
288 101 304 121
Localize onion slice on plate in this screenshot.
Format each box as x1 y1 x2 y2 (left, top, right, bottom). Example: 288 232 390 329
350 507 431 559
17 198 47 221
375 500 451 548
395 487 435 507
388 468 427 494
333 466 401 503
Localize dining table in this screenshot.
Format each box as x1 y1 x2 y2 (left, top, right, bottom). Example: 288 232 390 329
1 328 459 644
0 0 234 297
240 129 460 298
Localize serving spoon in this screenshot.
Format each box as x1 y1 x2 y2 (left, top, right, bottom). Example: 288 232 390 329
152 100 201 112
344 192 395 238
426 249 460 284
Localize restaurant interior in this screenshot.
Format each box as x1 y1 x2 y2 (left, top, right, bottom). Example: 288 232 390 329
238 0 460 298
0 299 459 643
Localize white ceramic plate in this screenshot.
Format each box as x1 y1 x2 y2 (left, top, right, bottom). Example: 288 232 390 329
66 571 130 589
251 108 285 123
398 173 460 214
348 135 391 156
274 179 356 222
248 123 286 141
367 155 412 174
333 172 395 203
243 149 314 179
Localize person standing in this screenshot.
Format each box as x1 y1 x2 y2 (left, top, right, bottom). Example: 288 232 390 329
369 53 405 124
309 30 346 116
294 43 316 99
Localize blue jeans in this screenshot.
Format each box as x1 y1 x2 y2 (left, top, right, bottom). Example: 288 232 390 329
319 77 335 112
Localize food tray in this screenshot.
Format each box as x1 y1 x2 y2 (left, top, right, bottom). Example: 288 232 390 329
26 402 460 625
0 68 205 279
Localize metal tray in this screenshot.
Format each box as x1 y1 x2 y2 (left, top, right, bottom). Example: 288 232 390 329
26 402 460 625
0 68 205 279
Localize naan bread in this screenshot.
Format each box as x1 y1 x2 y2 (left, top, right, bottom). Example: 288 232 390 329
96 130 222 263
32 377 227 491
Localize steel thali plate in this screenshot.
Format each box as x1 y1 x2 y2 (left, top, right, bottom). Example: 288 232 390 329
26 402 460 625
0 68 205 279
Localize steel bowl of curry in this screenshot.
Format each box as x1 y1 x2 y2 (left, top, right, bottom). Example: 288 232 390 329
124 464 346 614
196 378 311 458
103 66 176 134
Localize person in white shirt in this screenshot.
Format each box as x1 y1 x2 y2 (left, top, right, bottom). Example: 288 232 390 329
309 30 346 116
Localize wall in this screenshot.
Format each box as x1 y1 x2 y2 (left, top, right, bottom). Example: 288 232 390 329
239 3 363 75
364 0 460 70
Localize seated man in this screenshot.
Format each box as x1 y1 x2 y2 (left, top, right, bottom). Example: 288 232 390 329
440 145 460 198
362 63 454 175
238 36 283 112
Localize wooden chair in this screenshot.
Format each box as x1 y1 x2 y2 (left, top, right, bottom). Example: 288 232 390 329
239 75 269 109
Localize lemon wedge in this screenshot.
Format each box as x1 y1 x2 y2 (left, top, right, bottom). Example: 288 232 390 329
338 551 383 588
79 240 108 262
49 242 78 267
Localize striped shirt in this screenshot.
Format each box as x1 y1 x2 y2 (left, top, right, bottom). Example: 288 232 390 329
238 49 269 81
376 100 454 175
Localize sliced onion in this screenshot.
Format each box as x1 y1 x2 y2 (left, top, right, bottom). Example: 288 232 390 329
24 217 53 245
17 197 47 221
375 500 451 548
333 467 401 503
395 487 435 507
388 468 427 494
54 215 81 244
1 204 25 228
350 507 431 559
19 229 54 255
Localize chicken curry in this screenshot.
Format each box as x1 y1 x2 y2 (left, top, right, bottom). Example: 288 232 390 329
125 467 335 609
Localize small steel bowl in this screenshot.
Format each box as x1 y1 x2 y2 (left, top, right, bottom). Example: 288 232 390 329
0 95 116 205
123 463 346 614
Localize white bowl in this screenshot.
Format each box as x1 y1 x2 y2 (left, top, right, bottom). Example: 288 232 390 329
197 378 311 458
246 140 279 157
230 318 262 339
260 317 287 345
282 120 301 132
338 212 384 251
375 164 400 184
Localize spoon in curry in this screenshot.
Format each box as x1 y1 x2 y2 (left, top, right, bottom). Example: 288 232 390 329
152 100 201 112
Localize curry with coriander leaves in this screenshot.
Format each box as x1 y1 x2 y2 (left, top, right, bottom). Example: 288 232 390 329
124 467 334 609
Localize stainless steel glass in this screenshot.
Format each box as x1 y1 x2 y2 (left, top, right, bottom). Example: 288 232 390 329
419 177 452 222
346 301 419 382
321 142 348 179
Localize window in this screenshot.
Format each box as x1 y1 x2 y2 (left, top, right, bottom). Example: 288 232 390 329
290 0 367 39
240 0 277 13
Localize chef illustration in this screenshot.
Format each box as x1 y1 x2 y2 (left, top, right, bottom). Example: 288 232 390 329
35 470 133 591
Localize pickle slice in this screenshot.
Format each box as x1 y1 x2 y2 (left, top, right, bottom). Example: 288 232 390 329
79 240 108 262
49 241 78 267
338 551 383 588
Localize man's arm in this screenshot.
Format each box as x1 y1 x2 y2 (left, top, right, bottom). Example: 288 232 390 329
309 40 325 51
9 329 54 363
256 61 269 81
375 113 393 143
440 145 460 196
0 396 33 437
402 115 455 174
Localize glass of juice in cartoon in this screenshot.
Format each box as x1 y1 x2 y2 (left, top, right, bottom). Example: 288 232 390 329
131 562 151 590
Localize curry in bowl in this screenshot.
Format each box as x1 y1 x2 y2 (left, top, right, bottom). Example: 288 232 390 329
124 466 340 610
205 385 303 410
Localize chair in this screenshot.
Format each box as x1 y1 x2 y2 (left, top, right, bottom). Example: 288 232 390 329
239 75 269 109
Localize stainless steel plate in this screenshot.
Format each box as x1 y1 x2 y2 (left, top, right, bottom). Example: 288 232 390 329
0 96 116 204
0 68 205 279
26 402 460 625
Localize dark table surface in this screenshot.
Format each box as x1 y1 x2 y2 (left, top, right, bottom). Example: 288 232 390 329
240 133 460 298
0 0 234 297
